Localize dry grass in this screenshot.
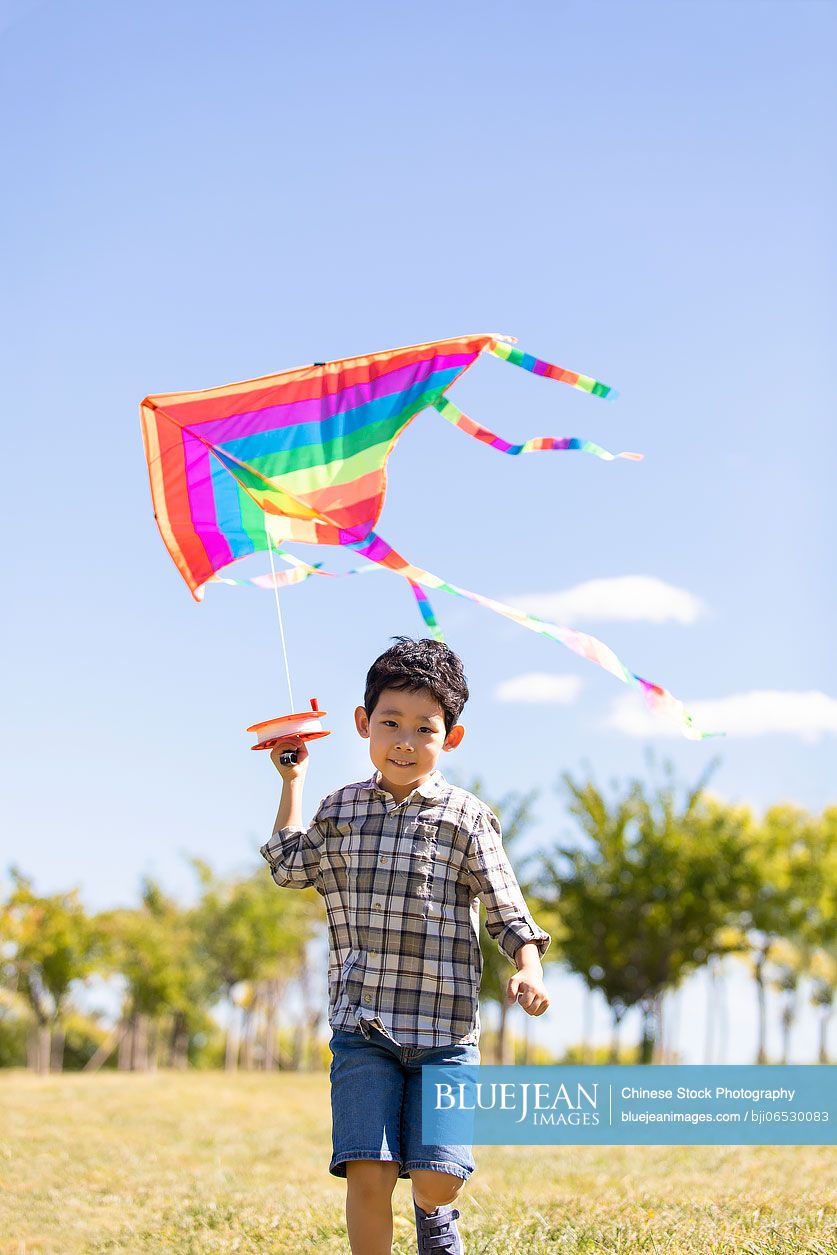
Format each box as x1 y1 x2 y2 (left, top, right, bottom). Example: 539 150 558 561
1 1070 835 1254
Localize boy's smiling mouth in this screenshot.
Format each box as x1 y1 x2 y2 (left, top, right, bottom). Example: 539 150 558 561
388 757 415 768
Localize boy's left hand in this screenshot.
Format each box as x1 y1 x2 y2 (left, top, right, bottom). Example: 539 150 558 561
507 969 550 1017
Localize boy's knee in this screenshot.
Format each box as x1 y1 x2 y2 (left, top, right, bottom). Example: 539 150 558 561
345 1159 401 1197
410 1167 465 1210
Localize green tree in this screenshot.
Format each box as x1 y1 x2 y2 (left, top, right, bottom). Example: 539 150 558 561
742 803 828 1063
803 805 837 1064
95 878 215 1070
535 763 755 1063
191 859 323 1070
2 869 104 1072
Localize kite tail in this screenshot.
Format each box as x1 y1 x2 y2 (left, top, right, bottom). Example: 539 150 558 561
207 547 378 589
208 566 314 591
208 551 446 644
342 529 715 741
408 581 444 642
487 340 619 401
431 396 642 462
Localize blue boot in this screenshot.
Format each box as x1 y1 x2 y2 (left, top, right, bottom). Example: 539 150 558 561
413 1200 464 1253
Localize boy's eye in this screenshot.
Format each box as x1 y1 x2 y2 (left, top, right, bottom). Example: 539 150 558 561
382 720 398 727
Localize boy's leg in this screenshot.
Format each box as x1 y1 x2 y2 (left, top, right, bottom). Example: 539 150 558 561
401 1040 479 1250
328 1028 407 1253
345 1160 401 1255
410 1166 465 1214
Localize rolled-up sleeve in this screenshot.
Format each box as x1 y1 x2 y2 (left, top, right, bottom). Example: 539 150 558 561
465 806 551 964
259 803 328 892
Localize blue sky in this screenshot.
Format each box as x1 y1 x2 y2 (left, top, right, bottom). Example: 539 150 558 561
1 0 834 1062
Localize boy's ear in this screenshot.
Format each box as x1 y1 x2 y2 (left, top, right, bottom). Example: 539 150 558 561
354 706 371 739
443 723 465 751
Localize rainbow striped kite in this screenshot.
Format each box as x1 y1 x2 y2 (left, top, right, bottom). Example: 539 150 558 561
140 333 709 738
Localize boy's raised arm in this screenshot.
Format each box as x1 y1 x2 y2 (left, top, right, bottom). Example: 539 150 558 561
259 737 326 892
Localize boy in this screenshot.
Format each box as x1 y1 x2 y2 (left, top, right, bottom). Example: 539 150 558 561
260 637 551 1255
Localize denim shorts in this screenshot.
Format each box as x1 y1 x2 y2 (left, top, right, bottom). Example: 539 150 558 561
328 1024 481 1181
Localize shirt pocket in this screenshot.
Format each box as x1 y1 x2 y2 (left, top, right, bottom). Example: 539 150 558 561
391 823 436 904
418 820 468 909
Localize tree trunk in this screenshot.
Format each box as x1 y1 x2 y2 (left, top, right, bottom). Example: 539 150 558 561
133 1013 151 1071
147 1019 159 1073
819 1003 833 1065
609 1011 621 1064
241 1002 255 1071
298 957 321 1071
167 1012 190 1070
754 952 768 1065
521 1011 532 1065
639 1003 655 1065
84 1021 129 1073
497 1000 513 1065
581 985 593 1065
225 996 240 1072
717 961 729 1065
37 1024 51 1075
297 1001 321 1071
652 994 664 1064
264 983 279 1071
290 1007 305 1071
167 1012 181 1068
118 1012 137 1071
781 993 796 1066
174 1020 190 1069
705 961 717 1064
27 1023 50 1073
264 984 280 1070
305 1009 323 1070
50 1024 65 1073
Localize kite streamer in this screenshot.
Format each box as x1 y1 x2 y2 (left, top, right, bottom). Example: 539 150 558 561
408 581 444 642
488 340 619 400
210 544 708 739
431 396 642 462
209 548 446 642
140 333 711 738
340 530 709 741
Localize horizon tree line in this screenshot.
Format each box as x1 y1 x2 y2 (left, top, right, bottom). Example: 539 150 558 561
2 763 834 1073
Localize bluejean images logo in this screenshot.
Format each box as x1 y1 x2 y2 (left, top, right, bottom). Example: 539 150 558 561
421 1065 837 1147
434 1078 601 1127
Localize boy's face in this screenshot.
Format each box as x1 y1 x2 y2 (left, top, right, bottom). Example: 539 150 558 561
354 686 464 801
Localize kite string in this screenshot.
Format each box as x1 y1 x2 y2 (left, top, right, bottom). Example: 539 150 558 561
266 523 295 711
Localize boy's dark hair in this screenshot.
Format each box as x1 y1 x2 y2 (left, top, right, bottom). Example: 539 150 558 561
364 637 469 733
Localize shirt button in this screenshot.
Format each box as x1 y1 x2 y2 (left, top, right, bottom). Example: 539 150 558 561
380 855 389 863
372 902 382 910
363 994 372 1004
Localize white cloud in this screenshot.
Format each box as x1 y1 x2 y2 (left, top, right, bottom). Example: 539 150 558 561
605 689 837 742
494 673 584 705
506 576 705 625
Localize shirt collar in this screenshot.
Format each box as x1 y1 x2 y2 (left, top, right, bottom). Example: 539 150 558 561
362 768 445 804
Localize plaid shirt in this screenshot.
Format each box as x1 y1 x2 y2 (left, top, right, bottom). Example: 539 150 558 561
259 769 551 1048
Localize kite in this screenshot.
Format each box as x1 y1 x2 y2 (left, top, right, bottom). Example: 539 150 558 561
140 333 710 739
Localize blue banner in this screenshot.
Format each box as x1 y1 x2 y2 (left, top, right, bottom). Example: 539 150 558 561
421 1065 837 1145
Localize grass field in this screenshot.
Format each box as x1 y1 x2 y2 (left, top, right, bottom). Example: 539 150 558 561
1 1071 835 1254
